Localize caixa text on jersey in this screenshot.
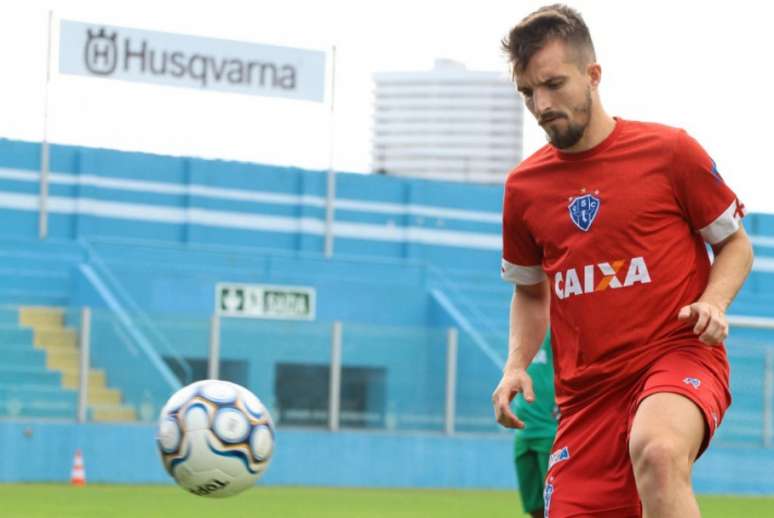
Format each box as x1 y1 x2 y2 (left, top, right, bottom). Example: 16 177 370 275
554 257 651 300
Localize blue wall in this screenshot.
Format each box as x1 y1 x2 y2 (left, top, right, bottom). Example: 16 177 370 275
73 241 434 323
0 138 502 270
0 421 515 489
2 420 773 494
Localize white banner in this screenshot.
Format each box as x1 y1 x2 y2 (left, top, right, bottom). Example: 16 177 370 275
59 19 326 102
216 283 316 320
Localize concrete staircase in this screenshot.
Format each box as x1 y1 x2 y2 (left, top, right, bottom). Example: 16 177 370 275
19 306 136 421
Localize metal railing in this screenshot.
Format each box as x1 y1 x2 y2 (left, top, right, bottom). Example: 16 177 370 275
3 302 771 444
207 315 462 435
79 238 192 385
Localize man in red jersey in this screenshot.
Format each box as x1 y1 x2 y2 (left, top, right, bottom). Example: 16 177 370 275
491 4 754 518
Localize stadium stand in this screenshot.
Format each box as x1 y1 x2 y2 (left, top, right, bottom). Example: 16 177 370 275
0 138 773 490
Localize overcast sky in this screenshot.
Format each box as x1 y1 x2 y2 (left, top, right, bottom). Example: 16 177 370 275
1 0 771 214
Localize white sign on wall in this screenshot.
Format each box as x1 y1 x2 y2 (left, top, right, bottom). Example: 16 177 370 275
216 283 316 320
59 19 327 102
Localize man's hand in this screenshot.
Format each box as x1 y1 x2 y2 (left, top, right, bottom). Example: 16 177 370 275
677 301 728 345
491 368 535 429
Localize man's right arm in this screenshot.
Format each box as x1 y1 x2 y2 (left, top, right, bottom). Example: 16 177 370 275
492 280 550 429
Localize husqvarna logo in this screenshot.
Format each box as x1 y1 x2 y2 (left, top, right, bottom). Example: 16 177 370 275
61 20 325 101
84 28 117 75
79 25 297 90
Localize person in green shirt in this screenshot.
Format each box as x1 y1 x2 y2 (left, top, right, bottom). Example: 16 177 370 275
512 331 557 518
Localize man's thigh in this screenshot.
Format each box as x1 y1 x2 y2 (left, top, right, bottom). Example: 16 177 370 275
543 393 642 517
629 347 731 458
629 392 705 470
544 347 730 517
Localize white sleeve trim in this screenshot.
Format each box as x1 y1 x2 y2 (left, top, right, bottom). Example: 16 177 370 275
699 200 742 244
501 258 546 285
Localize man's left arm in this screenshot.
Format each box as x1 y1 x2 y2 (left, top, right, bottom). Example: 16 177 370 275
678 226 754 344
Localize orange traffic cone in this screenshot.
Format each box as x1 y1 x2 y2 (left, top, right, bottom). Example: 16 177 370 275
70 449 86 486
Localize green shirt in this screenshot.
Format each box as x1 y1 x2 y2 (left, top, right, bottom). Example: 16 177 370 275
513 331 557 439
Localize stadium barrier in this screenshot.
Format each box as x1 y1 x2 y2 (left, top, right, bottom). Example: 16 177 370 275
4 305 774 442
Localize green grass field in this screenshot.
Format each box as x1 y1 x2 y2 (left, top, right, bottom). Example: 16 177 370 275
0 484 772 517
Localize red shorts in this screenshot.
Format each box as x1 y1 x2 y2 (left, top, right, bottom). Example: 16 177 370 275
544 346 731 517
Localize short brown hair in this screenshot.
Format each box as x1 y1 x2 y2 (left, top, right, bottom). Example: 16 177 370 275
502 4 595 75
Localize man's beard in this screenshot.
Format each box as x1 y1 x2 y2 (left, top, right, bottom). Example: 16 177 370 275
543 89 593 149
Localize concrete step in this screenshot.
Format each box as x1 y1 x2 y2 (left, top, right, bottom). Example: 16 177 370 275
43 347 79 371
0 398 76 419
0 270 70 293
19 306 64 328
18 305 132 419
0 326 33 344
59 368 106 390
85 386 122 405
33 328 77 348
0 254 79 272
0 291 69 307
0 308 19 325
0 346 47 367
0 383 77 404
0 381 120 406
0 237 84 260
0 342 40 350
0 366 62 386
90 404 137 422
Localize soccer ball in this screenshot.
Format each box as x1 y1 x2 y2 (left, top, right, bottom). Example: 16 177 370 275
156 379 275 497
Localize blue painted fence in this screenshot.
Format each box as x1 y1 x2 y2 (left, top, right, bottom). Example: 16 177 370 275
2 420 774 494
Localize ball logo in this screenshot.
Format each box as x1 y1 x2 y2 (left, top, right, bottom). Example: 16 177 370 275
84 28 118 76
188 478 230 496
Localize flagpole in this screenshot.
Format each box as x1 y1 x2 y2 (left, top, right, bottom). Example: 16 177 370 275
39 10 53 240
323 45 337 258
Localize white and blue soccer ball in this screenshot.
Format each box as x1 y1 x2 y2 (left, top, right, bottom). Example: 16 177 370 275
156 379 275 497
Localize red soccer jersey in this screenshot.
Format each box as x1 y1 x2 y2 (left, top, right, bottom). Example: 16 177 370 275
501 118 744 412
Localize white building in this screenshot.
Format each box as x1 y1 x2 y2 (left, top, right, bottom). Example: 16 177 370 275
372 59 523 184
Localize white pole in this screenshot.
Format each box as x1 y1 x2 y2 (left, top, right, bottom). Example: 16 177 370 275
328 320 342 431
77 307 91 423
208 314 221 380
445 327 458 435
39 10 53 240
323 45 337 258
728 315 774 329
764 349 774 448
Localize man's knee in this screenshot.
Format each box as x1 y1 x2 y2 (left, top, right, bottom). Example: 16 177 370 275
631 437 688 478
629 392 705 484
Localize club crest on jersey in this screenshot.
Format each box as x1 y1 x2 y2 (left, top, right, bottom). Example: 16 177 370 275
568 193 600 232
